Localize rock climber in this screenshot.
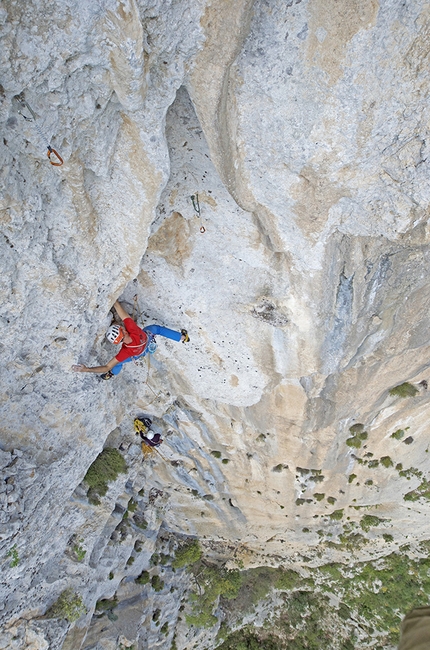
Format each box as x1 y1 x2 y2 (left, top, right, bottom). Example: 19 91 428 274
72 300 189 380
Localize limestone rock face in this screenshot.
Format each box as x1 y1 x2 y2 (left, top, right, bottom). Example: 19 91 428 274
1 0 430 648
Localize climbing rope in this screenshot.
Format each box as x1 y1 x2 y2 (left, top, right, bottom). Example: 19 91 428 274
132 294 147 326
14 93 63 166
190 193 206 233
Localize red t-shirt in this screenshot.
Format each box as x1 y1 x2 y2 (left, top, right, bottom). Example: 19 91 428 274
115 318 148 362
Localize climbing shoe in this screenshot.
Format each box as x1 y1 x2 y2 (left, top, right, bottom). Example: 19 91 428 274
181 329 190 343
101 370 114 380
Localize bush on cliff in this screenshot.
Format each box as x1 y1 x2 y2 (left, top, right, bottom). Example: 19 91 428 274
172 539 202 569
84 447 127 504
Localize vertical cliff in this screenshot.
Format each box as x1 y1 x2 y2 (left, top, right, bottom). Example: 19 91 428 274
1 0 430 648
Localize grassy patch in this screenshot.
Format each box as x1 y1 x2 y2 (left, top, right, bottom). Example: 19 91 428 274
389 383 418 398
84 448 127 505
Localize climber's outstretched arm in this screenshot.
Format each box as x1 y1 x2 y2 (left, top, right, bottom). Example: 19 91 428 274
114 301 131 322
72 357 119 374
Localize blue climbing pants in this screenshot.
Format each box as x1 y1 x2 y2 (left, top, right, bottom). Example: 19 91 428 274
111 324 182 375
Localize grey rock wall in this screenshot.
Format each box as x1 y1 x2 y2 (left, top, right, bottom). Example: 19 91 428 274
1 0 430 648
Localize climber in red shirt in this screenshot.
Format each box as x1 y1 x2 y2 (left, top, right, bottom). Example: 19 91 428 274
72 300 189 379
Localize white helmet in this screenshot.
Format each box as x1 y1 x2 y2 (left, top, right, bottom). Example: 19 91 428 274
106 324 124 344
146 431 155 440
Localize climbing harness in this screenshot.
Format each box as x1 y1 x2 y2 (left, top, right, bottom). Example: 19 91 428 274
190 193 206 233
14 93 63 166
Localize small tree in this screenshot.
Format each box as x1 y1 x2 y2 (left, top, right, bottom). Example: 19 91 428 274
172 539 202 569
46 589 86 622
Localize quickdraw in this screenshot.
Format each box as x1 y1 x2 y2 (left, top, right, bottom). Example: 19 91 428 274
190 193 206 233
14 93 63 166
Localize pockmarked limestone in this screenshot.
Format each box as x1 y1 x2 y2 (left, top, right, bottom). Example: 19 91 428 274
1 0 430 648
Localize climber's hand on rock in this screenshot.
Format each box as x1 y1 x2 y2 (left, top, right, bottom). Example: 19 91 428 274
72 364 87 372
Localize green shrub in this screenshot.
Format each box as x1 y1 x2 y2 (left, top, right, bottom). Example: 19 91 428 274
84 448 127 504
275 569 301 591
186 565 243 628
391 429 404 440
383 534 394 542
346 430 368 449
72 539 86 562
348 474 357 484
404 479 430 502
46 589 86 622
329 509 344 520
327 496 337 504
314 493 325 501
172 539 202 569
127 498 138 512
96 596 118 612
346 437 362 449
389 383 418 398
7 544 19 567
349 423 364 434
185 610 218 628
222 458 230 464
151 575 164 592
135 570 150 585
380 456 393 468
161 621 169 635
360 515 383 531
211 450 222 458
